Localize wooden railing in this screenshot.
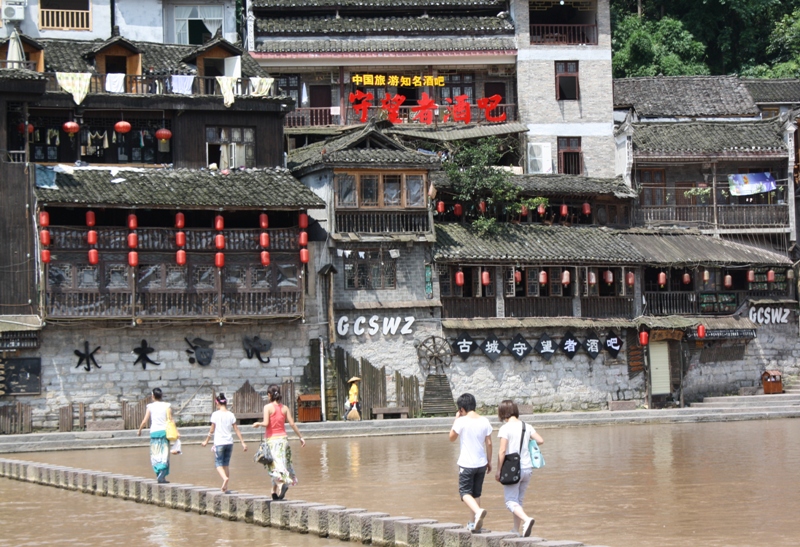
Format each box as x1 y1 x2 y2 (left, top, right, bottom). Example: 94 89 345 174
530 24 598 45
44 73 277 98
48 227 298 252
505 297 573 318
442 297 496 319
223 291 301 317
580 297 634 319
47 292 133 318
0 60 36 70
2 150 26 163
335 210 430 234
136 292 219 317
643 291 748 316
39 8 92 30
285 107 341 127
637 204 789 228
344 103 518 126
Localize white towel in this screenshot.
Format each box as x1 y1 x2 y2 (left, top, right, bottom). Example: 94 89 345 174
105 73 126 93
56 72 92 105
170 74 195 95
249 77 274 97
216 76 237 107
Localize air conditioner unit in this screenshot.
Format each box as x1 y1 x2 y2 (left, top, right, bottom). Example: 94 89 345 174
3 2 25 21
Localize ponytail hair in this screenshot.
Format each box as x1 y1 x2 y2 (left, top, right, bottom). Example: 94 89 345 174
267 384 282 403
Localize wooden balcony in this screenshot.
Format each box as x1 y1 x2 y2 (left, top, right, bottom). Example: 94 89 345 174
580 297 634 319
47 292 132 318
39 8 92 31
335 210 430 234
285 107 341 127
637 204 789 229
442 297 496 319
505 297 572 317
0 60 36 70
43 74 277 98
530 24 598 45
643 291 748 316
342 104 518 126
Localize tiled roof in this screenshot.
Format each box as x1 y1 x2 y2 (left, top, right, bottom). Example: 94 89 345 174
255 36 516 54
631 119 787 157
36 37 266 77
256 15 513 35
35 167 325 210
0 67 46 80
613 76 759 118
288 122 441 174
252 0 505 7
431 172 637 199
434 223 645 264
388 122 527 142
741 78 800 104
83 35 141 55
434 224 791 266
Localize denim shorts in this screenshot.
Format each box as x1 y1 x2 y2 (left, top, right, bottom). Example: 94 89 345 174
214 443 233 467
458 465 487 499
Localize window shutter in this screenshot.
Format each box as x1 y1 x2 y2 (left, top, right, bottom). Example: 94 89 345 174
527 143 552 174
504 267 516 297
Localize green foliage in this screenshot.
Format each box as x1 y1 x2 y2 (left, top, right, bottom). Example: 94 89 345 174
444 137 519 206
471 216 498 236
741 8 800 78
613 15 709 77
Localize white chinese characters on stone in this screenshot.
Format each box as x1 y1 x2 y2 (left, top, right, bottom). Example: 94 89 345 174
457 339 473 353
563 339 578 353
586 340 600 353
484 340 501 354
606 338 620 351
540 340 555 353
511 342 529 356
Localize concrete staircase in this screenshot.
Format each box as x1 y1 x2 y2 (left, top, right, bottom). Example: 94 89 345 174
689 374 800 413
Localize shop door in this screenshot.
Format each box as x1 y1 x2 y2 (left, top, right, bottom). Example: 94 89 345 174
310 85 332 125
649 341 671 395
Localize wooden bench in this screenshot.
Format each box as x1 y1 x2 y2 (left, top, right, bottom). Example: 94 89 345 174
230 380 265 422
371 406 410 420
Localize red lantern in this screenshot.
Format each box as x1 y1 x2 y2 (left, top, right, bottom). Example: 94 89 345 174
298 231 308 247
127 213 137 230
62 121 80 135
41 249 51 264
481 270 491 286
175 231 185 247
176 249 186 265
639 331 649 346
454 204 463 217
39 229 51 246
658 271 667 288
175 212 185 228
724 274 733 288
479 201 487 214
767 269 776 283
87 229 97 245
697 324 706 339
215 252 225 268
155 128 172 142
39 211 49 227
560 204 568 217
261 251 271 266
561 270 571 286
300 248 310 264
214 215 224 231
747 270 755 283
588 271 597 286
299 213 309 229
582 202 591 216
514 270 522 284
259 213 269 229
17 122 34 134
520 204 529 217
455 270 465 287
85 210 96 227
537 203 546 216
603 270 614 285
114 120 131 134
127 232 138 249
436 201 445 214
539 270 548 285
128 251 138 267
682 272 691 285
626 271 635 287
215 233 225 250
88 249 99 265
259 232 270 248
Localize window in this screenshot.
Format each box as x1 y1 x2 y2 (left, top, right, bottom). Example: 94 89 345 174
334 172 427 208
206 126 255 169
175 5 223 45
555 62 579 100
557 137 582 175
761 107 779 119
637 169 666 206
40 0 91 31
276 74 301 104
440 73 475 103
344 250 397 290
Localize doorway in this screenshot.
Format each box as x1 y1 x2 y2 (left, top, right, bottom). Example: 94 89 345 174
310 85 332 125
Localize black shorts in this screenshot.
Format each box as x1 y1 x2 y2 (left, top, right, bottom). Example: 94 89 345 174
458 465 487 499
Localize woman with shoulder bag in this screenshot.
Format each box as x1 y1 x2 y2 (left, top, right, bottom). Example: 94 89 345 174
494 399 544 537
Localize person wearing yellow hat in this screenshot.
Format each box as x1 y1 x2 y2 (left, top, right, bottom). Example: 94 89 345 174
344 376 361 420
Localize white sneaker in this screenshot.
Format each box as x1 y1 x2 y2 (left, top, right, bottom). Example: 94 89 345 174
522 517 535 537
473 508 487 531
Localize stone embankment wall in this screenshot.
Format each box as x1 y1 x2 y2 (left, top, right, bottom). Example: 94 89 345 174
0 458 609 547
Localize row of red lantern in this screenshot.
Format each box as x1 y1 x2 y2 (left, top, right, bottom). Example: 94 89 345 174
455 268 636 288
638 324 706 347
53 120 173 141
435 202 592 217
657 269 780 288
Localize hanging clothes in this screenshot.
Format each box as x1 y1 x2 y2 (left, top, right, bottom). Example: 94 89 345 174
105 73 126 93
46 129 60 146
56 72 92 105
215 76 237 107
89 131 109 149
249 77 274 97
170 75 194 95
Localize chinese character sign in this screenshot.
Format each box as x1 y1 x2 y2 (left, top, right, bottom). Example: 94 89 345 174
559 331 581 359
604 331 623 358
453 332 476 360
508 333 533 361
412 92 438 125
583 331 601 360
348 90 374 123
534 333 556 361
480 333 506 362
353 74 445 87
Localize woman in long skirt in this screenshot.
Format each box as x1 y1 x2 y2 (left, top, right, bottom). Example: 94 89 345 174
253 384 305 499
137 387 173 483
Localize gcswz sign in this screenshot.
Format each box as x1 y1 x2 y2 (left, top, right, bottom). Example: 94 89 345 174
337 315 415 337
748 306 792 325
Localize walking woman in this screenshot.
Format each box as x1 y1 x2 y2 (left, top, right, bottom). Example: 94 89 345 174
494 399 544 537
201 393 247 492
253 384 306 499
136 387 173 483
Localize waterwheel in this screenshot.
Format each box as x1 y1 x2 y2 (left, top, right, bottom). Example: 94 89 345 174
417 336 457 416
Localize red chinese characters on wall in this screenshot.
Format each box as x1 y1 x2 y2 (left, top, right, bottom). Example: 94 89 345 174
347 92 506 125
348 89 375 123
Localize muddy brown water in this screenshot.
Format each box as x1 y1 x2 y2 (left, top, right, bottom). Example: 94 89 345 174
2 419 799 547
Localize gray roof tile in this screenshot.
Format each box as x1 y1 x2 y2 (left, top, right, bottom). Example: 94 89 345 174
252 0 505 7
255 36 515 54
0 67 46 80
388 122 527 142
741 78 800 104
431 172 637 199
256 15 513 35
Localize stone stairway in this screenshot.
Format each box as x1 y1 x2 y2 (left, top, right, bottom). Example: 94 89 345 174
689 374 800 413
